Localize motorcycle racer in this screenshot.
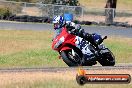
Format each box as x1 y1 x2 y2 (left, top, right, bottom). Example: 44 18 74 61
53 15 95 45
52 15 98 64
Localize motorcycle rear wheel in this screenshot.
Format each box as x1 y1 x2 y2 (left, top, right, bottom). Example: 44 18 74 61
98 49 115 66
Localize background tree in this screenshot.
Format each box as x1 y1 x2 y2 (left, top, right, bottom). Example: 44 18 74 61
105 0 117 25
105 0 117 8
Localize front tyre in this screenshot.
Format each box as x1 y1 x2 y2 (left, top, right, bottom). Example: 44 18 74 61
60 49 82 67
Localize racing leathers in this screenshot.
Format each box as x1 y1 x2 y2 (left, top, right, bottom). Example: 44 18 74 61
65 22 97 64
66 22 96 47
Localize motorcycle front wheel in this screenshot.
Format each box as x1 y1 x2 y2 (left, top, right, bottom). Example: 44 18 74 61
61 49 82 67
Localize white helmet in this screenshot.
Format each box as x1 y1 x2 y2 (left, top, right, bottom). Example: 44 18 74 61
53 15 65 30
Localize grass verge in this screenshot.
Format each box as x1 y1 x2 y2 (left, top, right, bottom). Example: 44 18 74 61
0 70 131 88
5 80 132 88
0 30 131 67
0 69 132 88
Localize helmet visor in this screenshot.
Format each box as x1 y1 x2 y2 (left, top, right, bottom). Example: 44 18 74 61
54 23 60 29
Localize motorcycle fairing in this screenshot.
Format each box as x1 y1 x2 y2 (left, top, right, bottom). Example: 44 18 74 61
75 36 93 56
52 27 76 52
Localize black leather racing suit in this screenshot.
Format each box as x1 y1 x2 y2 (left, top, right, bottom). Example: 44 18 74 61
65 22 97 47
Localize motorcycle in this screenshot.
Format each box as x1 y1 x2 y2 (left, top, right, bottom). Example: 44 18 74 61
52 27 115 66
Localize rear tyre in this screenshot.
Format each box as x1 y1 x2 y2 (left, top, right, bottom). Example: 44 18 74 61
98 49 115 66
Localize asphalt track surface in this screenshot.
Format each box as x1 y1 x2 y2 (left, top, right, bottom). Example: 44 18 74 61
0 64 132 72
0 21 132 38
0 21 132 72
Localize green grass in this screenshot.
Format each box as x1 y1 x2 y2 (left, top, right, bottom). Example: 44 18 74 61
0 49 64 67
104 37 132 63
0 30 131 68
0 30 67 68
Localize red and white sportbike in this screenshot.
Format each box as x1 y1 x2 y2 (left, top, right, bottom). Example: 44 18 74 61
52 27 115 66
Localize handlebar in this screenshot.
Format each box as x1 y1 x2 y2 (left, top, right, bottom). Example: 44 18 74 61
97 36 107 45
103 36 107 40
